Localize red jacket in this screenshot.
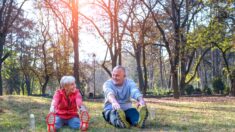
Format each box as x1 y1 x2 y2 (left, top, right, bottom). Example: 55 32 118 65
52 88 82 119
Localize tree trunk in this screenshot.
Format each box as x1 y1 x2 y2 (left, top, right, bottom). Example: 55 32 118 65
171 66 179 99
0 36 5 95
231 70 235 96
25 75 31 96
142 45 148 96
42 38 49 95
21 80 25 95
221 51 234 96
42 75 49 95
71 0 80 88
0 62 2 95
159 47 164 88
180 56 186 95
135 45 144 92
149 46 154 89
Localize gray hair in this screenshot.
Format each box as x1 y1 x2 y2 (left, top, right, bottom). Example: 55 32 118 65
60 76 75 88
112 65 126 76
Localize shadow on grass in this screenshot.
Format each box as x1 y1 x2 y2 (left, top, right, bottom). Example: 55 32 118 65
157 101 235 113
1 96 235 132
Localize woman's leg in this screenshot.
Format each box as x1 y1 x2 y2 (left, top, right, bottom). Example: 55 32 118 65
67 117 80 129
55 116 64 129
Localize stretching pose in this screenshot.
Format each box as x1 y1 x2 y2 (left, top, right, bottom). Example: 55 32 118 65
48 76 89 131
102 66 148 128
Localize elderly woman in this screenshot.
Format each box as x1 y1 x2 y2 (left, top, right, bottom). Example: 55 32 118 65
48 76 89 131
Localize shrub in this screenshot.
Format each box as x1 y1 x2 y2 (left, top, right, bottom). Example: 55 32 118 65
212 77 225 94
147 88 173 96
194 88 202 94
184 85 194 95
203 85 212 95
224 86 230 95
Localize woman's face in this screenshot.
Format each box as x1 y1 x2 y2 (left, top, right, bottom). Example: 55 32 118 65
64 82 76 94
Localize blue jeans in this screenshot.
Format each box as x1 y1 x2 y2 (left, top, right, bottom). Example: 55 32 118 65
55 116 80 129
102 108 139 128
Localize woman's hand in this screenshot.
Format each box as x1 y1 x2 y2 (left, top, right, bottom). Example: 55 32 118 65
80 105 87 111
49 106 55 113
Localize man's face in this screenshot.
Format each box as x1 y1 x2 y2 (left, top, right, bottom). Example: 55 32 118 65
112 68 125 86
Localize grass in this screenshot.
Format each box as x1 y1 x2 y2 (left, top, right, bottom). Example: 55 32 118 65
0 96 235 132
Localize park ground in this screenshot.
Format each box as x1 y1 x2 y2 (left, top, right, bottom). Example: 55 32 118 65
0 95 235 132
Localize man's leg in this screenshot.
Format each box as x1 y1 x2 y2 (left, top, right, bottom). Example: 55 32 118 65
102 109 112 124
137 106 148 128
67 117 80 129
124 108 139 126
55 116 64 129
102 109 130 128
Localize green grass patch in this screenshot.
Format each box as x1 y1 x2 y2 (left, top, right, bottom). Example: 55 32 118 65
0 96 235 131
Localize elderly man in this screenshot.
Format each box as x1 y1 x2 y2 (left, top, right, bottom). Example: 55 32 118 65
102 65 148 128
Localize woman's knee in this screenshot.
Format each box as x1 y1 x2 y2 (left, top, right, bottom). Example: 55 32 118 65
55 116 63 129
68 117 80 129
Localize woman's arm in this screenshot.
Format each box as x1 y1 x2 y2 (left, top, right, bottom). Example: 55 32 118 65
49 90 60 112
76 90 83 108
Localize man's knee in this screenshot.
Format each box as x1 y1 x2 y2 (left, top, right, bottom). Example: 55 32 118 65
102 110 112 123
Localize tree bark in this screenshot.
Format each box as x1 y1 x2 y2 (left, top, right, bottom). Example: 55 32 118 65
231 70 235 96
25 75 31 96
171 66 179 99
0 38 4 95
159 47 164 88
72 0 80 87
135 45 144 92
142 45 148 96
0 64 2 95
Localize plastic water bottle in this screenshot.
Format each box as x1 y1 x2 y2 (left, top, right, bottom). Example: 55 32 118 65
29 113 35 132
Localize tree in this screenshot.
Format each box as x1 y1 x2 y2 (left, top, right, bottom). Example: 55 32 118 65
186 1 235 95
142 0 205 98
44 0 81 87
2 51 21 95
0 0 27 95
80 0 133 76
124 0 160 95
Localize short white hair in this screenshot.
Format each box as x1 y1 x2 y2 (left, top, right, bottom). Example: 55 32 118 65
113 65 126 76
60 76 75 88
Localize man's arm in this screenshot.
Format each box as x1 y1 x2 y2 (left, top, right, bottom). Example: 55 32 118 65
103 81 120 110
129 80 146 106
107 94 120 110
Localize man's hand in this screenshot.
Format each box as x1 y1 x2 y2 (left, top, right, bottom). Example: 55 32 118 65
139 99 145 106
112 102 121 110
137 97 146 107
108 94 120 110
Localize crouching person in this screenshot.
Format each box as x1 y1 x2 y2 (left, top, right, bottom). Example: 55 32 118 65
102 66 148 128
48 76 89 131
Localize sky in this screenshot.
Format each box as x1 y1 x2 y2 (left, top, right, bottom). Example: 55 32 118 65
21 0 108 62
